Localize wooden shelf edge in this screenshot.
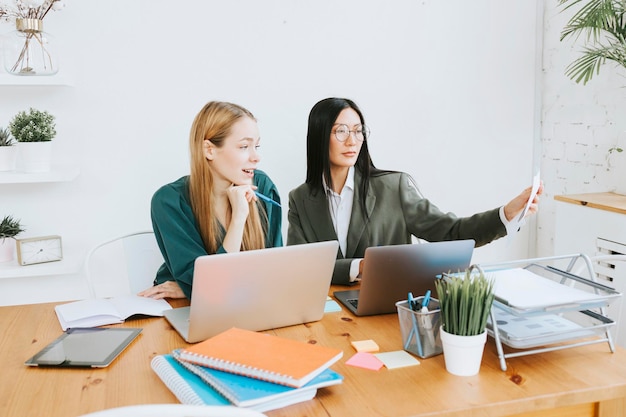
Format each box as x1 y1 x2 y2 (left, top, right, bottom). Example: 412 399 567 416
554 192 626 216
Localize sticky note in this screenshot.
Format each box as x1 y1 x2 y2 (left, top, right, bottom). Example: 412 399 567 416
350 339 380 353
324 299 342 313
375 351 420 369
345 352 384 370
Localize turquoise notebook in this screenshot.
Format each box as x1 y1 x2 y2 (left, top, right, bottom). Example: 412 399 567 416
171 349 343 409
151 354 230 406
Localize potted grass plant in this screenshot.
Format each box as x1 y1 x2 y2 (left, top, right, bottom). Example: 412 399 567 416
0 215 25 262
0 127 18 172
9 107 57 173
434 267 495 376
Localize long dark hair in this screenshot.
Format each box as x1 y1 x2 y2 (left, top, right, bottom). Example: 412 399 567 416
305 97 387 216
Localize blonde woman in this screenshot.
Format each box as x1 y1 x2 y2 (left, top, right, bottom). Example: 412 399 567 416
140 101 282 300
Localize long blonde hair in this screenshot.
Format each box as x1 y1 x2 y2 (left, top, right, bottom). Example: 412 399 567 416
188 101 266 253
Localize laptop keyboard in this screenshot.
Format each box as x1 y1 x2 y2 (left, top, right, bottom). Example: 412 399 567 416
347 298 359 309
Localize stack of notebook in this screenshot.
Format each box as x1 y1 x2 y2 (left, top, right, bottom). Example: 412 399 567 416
151 327 344 413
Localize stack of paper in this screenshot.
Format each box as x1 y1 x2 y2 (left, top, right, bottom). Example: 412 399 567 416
151 327 344 412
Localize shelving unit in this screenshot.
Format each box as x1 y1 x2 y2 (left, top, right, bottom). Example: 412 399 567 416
0 70 83 298
0 246 84 279
0 165 80 184
0 73 73 86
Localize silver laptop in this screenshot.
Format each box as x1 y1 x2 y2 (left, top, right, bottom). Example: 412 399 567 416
164 240 339 343
334 240 475 316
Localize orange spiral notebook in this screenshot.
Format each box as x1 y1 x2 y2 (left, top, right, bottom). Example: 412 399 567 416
178 327 343 388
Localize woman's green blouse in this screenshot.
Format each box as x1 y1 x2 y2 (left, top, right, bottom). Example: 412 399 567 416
150 170 282 299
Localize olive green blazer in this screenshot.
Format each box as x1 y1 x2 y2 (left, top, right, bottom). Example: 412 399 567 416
287 171 506 285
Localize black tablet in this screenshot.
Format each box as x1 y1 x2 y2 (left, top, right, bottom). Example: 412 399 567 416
25 327 142 368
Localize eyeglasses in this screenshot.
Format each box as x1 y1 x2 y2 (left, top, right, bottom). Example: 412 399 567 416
333 124 370 142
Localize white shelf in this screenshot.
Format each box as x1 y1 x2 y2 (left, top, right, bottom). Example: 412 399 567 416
0 73 72 86
0 165 79 184
0 247 84 279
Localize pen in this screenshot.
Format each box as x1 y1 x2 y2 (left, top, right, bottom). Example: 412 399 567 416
408 292 421 311
420 303 436 348
408 292 415 311
255 191 282 208
405 292 424 356
422 290 431 309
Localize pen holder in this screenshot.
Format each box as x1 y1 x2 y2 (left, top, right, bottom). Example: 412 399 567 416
396 298 443 359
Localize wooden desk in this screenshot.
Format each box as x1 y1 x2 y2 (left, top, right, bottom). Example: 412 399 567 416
1 293 626 417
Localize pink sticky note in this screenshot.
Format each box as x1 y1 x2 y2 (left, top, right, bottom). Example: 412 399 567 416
345 352 384 371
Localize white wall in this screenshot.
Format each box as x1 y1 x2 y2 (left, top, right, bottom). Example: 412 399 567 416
538 0 626 257
0 0 539 305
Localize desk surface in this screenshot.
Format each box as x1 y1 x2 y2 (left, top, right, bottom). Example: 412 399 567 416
555 192 626 215
2 290 626 417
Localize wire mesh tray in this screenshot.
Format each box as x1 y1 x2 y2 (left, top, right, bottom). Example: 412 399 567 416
482 263 621 315
487 306 614 349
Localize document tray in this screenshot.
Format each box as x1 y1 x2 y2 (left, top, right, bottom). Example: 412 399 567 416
470 254 622 371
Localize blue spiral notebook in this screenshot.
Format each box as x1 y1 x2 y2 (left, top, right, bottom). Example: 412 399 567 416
152 351 343 412
151 354 230 406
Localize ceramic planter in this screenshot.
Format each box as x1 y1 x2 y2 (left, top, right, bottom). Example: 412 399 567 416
0 146 18 171
440 326 487 376
0 237 15 262
17 141 52 173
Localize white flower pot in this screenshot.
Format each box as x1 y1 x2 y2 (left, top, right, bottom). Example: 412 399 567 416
0 146 18 172
17 141 52 173
440 326 487 376
0 237 15 262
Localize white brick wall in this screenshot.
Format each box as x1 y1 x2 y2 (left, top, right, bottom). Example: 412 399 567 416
538 0 626 256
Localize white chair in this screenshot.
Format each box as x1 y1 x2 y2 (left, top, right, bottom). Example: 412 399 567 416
84 230 164 298
78 404 266 417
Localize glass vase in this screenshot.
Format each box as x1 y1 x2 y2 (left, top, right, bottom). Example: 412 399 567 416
2 18 59 76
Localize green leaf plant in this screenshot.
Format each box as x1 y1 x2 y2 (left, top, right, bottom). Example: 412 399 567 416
0 127 15 146
0 215 25 239
9 108 56 142
559 0 626 84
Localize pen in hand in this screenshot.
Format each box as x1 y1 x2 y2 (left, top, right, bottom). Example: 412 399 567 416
254 191 281 208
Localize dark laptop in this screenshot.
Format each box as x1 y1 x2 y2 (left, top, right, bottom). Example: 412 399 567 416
334 240 475 316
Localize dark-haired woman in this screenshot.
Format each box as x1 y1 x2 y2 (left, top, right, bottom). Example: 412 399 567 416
287 97 542 285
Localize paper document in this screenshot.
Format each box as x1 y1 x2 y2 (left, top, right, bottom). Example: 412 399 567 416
517 171 541 224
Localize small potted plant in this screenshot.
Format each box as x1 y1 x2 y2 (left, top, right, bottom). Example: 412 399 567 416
0 215 25 262
0 127 18 172
9 107 57 173
435 266 495 376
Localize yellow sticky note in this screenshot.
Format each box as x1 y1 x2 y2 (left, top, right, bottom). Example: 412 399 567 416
351 339 380 353
375 350 420 369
